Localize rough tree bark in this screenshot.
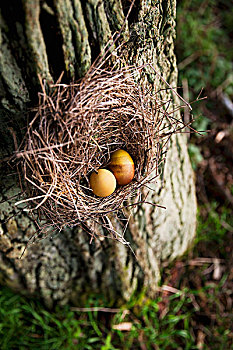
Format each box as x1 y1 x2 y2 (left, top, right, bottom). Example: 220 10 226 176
0 0 196 307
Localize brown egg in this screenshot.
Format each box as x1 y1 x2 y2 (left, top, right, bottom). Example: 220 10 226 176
109 149 135 185
90 169 116 197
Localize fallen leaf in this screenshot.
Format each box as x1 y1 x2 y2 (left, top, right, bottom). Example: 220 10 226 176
112 322 132 331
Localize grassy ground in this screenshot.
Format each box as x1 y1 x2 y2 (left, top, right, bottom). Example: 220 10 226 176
0 0 232 349
0 206 232 349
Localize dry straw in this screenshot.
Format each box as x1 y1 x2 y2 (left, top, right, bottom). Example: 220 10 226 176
15 49 192 246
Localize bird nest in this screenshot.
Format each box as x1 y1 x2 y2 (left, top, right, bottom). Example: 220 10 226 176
16 61 191 245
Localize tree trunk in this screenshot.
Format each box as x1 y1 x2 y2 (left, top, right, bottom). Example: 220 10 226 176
0 0 196 307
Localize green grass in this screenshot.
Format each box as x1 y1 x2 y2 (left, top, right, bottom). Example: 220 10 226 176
176 0 233 135
0 286 197 350
176 0 233 98
195 202 233 250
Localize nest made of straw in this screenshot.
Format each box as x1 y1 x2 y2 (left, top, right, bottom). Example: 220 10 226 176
17 62 189 243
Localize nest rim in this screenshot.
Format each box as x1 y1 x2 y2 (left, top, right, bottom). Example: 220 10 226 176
15 62 191 244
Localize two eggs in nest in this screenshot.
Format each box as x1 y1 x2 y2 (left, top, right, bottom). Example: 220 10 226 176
90 150 135 197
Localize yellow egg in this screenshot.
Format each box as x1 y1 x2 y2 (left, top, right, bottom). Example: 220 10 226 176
90 169 116 197
109 149 135 186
